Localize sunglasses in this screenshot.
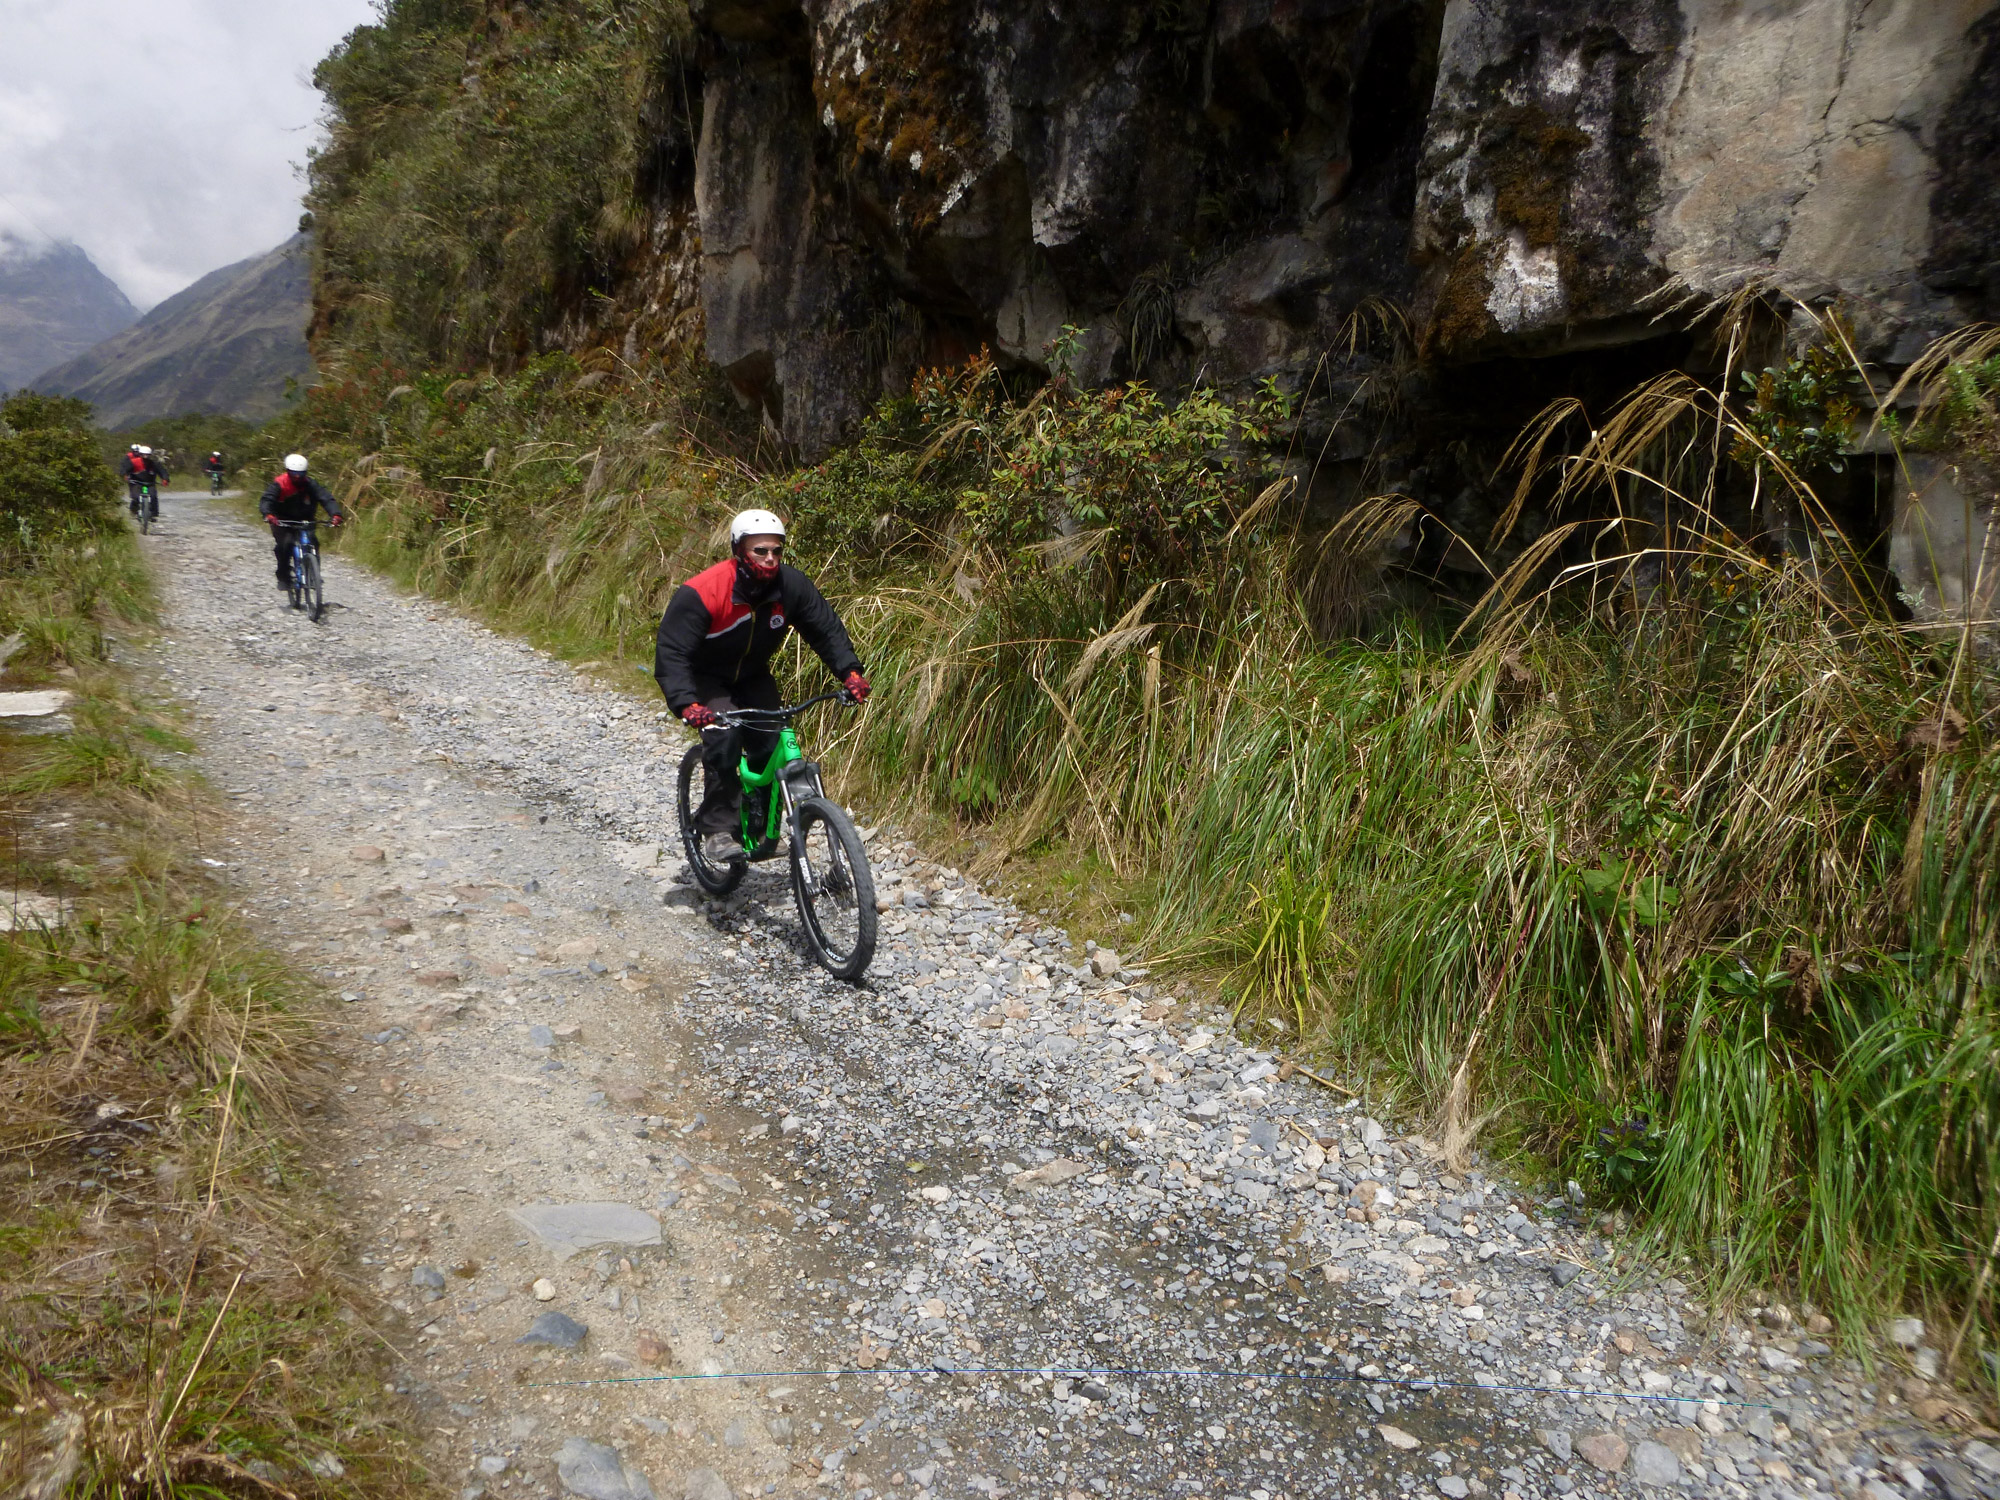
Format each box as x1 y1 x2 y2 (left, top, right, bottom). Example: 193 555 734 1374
744 544 784 558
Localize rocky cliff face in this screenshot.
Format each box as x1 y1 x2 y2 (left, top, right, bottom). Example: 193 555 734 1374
688 0 1447 454
669 0 1997 458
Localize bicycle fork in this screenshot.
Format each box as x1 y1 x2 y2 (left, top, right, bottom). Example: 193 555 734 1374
778 762 831 889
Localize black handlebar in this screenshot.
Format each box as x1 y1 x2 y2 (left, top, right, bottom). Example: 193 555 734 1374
713 690 855 728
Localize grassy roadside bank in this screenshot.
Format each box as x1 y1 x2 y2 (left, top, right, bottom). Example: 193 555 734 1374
0 395 428 1497
260 325 2000 1371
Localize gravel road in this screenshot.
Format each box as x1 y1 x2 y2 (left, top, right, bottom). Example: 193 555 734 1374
134 493 1992 1500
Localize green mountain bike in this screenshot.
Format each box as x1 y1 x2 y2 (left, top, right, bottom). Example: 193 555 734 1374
131 478 159 533
676 691 877 980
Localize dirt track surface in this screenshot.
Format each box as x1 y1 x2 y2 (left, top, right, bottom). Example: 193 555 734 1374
134 494 1980 1500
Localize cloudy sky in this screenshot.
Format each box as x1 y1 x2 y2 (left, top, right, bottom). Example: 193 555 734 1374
0 0 378 309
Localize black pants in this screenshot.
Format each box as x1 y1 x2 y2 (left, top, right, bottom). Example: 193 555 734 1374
127 480 155 517
692 673 780 834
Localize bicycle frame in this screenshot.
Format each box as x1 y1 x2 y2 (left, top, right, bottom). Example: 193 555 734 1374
734 721 820 857
276 521 317 563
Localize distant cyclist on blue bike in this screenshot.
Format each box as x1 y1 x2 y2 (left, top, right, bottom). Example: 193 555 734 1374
260 453 346 587
653 508 868 864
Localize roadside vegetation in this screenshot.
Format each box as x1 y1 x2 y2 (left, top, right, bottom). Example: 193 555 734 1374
0 392 426 1496
103 412 262 481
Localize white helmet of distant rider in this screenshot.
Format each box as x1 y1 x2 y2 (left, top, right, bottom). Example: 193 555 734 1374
136 445 151 455
284 453 309 473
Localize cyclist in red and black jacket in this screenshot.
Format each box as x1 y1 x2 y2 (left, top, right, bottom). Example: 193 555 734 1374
259 453 346 586
653 508 867 860
120 445 165 515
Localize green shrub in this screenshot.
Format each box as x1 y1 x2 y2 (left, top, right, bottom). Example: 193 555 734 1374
0 391 96 434
308 0 688 368
0 426 123 549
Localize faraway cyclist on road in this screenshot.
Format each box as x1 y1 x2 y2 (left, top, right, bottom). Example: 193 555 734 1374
653 508 868 864
260 453 346 587
120 444 165 515
204 450 226 484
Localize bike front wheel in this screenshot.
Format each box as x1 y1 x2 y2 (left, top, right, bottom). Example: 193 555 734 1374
138 492 151 534
676 744 745 896
300 547 325 621
790 796 876 980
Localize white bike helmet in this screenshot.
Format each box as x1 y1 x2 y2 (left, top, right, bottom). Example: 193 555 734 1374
729 508 786 546
284 453 309 473
136 445 152 455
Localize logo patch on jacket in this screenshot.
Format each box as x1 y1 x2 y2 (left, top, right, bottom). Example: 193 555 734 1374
769 612 785 630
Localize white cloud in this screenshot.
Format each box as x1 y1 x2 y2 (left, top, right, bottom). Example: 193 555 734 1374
0 0 379 308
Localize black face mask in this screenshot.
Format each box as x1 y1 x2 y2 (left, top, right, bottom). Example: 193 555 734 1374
734 553 780 602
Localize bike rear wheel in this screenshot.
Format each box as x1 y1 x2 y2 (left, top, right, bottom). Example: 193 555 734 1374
301 547 325 621
677 744 745 896
138 489 151 534
790 796 876 980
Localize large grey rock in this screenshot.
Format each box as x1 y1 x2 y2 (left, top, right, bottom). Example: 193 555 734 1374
507 1202 661 1260
519 1312 589 1349
554 1438 656 1500
1413 0 1994 361
1629 1440 1684 1489
1889 455 1999 632
682 1471 733 1500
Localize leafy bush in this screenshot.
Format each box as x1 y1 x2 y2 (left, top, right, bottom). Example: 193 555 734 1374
1 391 96 434
0 426 122 551
105 410 260 476
308 0 686 368
1730 323 1861 478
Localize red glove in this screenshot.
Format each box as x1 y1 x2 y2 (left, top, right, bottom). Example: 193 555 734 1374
329 515 345 527
263 515 277 525
844 671 871 703
681 703 718 729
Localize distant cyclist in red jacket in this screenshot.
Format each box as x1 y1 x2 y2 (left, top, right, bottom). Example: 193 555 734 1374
120 445 164 517
259 453 346 586
653 508 867 862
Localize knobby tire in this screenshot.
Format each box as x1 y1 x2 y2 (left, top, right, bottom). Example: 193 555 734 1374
790 796 876 980
301 548 325 622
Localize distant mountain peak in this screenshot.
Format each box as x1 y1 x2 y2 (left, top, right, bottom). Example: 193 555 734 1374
28 235 313 428
0 238 138 393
